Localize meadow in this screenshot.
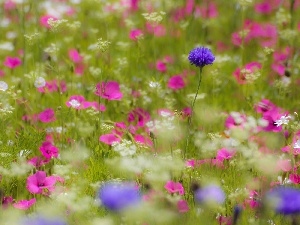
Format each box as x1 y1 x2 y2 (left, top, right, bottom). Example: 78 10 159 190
0 0 300 224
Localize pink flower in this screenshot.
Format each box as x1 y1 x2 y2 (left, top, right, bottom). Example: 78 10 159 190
146 23 166 37
290 174 300 184
39 108 56 123
39 141 59 159
276 159 292 172
197 2 218 19
95 81 123 100
128 108 151 127
177 199 189 213
13 198 36 210
2 196 13 209
28 156 50 167
40 15 57 28
82 101 106 111
99 133 121 145
261 109 283 132
255 2 273 14
134 134 153 146
224 113 247 129
167 75 185 90
0 69 5 77
255 99 277 114
4 56 22 69
68 48 83 63
26 171 56 194
164 181 184 195
233 62 261 84
156 60 167 72
129 29 143 41
66 95 85 108
216 148 235 162
38 80 67 93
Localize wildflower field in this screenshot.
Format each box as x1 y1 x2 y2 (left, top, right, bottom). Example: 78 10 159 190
1 0 300 224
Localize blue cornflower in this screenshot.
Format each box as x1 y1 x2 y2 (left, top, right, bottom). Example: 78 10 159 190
21 216 67 225
188 47 215 68
98 182 141 212
266 187 300 215
194 184 225 205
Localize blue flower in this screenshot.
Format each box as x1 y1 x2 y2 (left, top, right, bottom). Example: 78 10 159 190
194 184 225 205
21 216 66 225
188 47 215 68
98 182 141 212
266 187 300 215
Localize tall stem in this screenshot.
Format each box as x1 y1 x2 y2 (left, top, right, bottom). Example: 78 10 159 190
184 67 203 159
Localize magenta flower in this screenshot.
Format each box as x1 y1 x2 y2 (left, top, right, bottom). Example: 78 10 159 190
39 108 56 123
40 15 57 28
164 181 184 195
233 62 261 84
95 81 123 100
2 196 13 209
177 199 189 213
156 60 167 72
216 148 235 162
261 109 283 132
39 141 59 159
68 48 83 63
4 56 22 69
13 198 36 210
28 156 50 167
26 171 56 194
255 99 277 114
167 75 185 90
129 29 143 41
128 108 151 127
99 133 121 145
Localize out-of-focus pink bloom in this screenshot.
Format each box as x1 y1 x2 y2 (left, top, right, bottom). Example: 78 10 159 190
271 47 291 76
195 2 218 19
4 0 17 11
146 23 166 37
2 196 13 209
134 134 153 146
40 15 57 28
167 75 185 90
69 48 83 63
244 190 260 209
13 198 36 210
261 109 283 132
37 80 67 93
39 141 59 159
82 101 106 111
0 70 4 77
177 199 189 213
28 156 50 167
95 81 123 100
66 95 85 108
224 113 247 129
4 56 22 69
26 171 56 194
39 108 56 123
216 148 235 162
276 159 292 172
290 174 300 184
164 181 184 195
255 1 273 14
156 60 167 72
255 99 277 114
129 29 143 41
182 107 192 118
128 108 151 127
99 133 121 145
233 62 261 84
74 63 85 75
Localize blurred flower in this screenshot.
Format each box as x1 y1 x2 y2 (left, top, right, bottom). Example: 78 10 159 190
26 171 56 194
194 184 225 205
164 181 184 195
0 81 8 91
274 114 291 127
39 108 56 123
167 75 185 90
95 81 123 100
177 199 189 213
233 62 261 84
39 141 59 159
4 56 21 69
13 198 36 210
98 182 141 211
21 215 66 225
266 187 300 215
129 29 143 41
188 47 215 68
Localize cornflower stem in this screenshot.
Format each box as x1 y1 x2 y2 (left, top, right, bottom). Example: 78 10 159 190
184 67 203 159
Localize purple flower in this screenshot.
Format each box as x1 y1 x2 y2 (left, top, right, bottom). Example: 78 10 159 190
266 187 300 215
98 182 141 211
21 216 66 225
188 47 215 68
194 184 225 205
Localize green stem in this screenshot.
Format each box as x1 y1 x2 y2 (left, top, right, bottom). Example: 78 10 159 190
184 67 203 159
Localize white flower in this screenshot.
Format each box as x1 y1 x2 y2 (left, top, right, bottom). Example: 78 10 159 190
34 77 46 88
294 140 300 149
0 81 8 91
274 115 291 127
69 99 81 108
